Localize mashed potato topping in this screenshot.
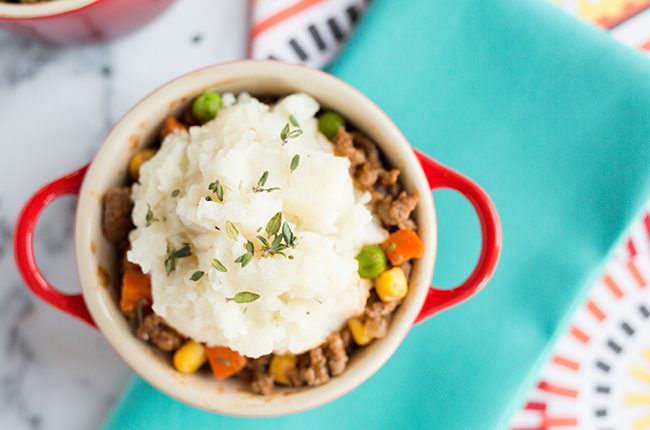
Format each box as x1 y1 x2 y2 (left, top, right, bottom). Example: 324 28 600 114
127 93 386 357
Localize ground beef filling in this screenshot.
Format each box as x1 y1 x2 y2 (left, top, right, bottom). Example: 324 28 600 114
102 187 134 248
333 128 419 229
136 314 185 352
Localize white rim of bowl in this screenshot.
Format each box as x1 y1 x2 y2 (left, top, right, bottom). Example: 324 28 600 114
75 60 437 416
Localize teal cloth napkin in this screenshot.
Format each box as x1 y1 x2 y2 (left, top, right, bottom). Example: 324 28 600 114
105 0 650 428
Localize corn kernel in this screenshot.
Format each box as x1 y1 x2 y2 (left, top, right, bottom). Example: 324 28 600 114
173 341 206 374
375 267 408 303
348 317 373 346
129 148 156 181
269 355 297 385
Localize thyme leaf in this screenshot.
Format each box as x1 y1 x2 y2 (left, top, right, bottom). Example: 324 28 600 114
217 357 231 366
266 211 282 237
290 154 300 172
208 180 224 202
211 258 227 272
287 129 303 139
226 221 239 240
234 241 254 268
165 243 192 274
227 291 260 304
280 119 302 144
190 271 204 281
282 222 296 247
258 171 269 188
252 171 279 192
145 204 159 227
280 123 290 141
215 182 224 202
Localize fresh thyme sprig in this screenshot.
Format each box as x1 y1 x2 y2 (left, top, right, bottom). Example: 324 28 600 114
280 117 303 144
257 212 296 258
164 243 192 274
234 240 255 268
206 179 224 202
252 170 280 193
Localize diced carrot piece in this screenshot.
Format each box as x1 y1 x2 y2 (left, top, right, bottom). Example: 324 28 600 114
160 117 188 139
381 228 425 266
119 268 152 313
205 346 248 380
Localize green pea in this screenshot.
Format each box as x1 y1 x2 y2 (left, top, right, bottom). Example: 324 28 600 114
192 92 222 124
318 111 345 140
356 245 387 279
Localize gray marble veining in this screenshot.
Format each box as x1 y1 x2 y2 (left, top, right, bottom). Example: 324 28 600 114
0 1 248 429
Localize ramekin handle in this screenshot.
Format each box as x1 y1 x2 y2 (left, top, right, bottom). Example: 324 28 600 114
414 150 502 323
13 165 96 328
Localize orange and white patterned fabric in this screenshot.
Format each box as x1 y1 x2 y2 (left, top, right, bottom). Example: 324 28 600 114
556 0 650 52
250 0 369 68
509 209 650 429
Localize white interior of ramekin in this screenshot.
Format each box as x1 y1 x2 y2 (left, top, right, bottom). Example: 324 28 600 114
0 0 99 19
75 60 436 416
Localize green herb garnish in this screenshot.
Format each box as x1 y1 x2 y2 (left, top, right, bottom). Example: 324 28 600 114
386 242 396 251
227 291 260 304
266 211 282 237
208 180 224 202
171 189 180 197
280 120 303 144
258 171 269 187
290 154 300 172
190 271 204 281
205 195 212 201
217 357 231 366
145 204 159 227
215 182 224 201
282 222 296 247
164 243 192 274
258 212 295 258
226 221 239 240
211 258 227 272
252 171 280 193
234 241 254 268
280 123 290 141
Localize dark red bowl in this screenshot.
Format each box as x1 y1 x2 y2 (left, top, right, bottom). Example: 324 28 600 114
0 0 175 44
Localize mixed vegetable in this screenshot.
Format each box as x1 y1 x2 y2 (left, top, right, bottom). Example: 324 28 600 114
102 91 424 394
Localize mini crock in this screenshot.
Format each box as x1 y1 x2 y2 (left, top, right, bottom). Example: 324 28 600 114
14 60 501 416
0 0 174 44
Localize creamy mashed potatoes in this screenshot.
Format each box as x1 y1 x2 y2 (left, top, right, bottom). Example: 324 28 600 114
127 93 386 357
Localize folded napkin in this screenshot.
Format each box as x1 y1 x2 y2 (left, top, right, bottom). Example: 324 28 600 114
105 0 650 428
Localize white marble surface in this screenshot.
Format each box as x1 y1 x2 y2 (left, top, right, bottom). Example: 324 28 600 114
0 1 248 429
